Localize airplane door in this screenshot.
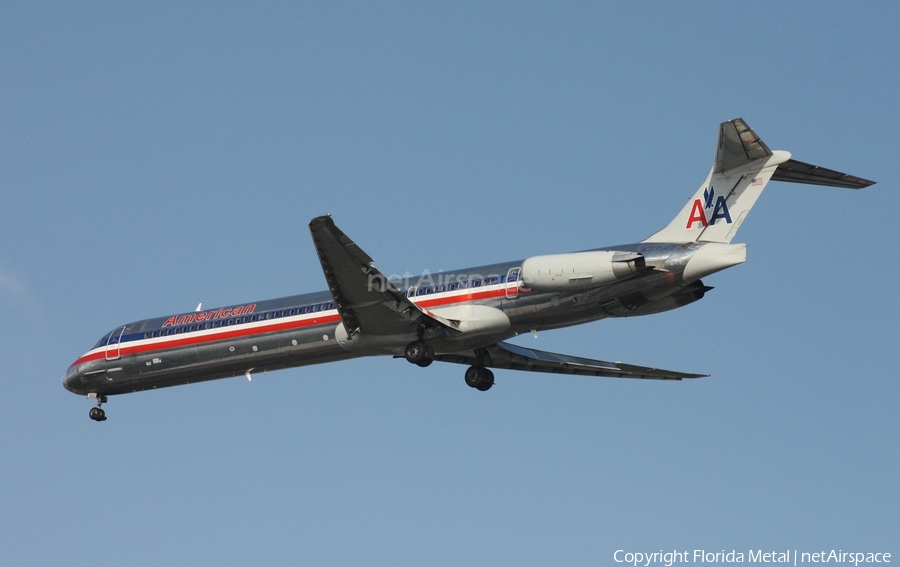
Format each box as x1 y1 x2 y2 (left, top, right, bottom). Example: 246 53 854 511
105 326 126 361
506 267 521 298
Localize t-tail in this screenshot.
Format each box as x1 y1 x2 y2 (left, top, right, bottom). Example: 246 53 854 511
644 118 875 245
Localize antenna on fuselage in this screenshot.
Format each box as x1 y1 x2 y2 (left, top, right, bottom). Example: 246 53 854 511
195 303 202 312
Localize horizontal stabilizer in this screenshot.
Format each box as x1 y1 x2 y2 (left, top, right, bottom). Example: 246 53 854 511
772 158 875 189
435 341 708 380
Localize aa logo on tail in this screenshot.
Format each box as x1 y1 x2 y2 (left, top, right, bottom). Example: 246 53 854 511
686 186 732 229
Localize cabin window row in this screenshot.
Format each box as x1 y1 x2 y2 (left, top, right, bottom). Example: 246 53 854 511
143 301 335 339
408 273 516 297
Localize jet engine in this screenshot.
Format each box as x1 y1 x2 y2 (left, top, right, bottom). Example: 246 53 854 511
521 251 646 291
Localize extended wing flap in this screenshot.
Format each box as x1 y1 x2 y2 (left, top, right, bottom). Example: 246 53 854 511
309 216 459 337
435 341 708 381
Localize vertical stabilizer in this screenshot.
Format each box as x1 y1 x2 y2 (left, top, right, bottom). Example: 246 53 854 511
644 119 789 244
643 118 874 244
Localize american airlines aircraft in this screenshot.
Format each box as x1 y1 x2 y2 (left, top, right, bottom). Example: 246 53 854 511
64 119 875 421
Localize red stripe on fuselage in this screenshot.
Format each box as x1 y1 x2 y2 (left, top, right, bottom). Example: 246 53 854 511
70 285 519 367
71 314 343 367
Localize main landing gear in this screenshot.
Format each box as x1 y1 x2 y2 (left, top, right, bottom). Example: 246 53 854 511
404 340 495 391
464 365 494 391
404 340 434 367
88 394 108 422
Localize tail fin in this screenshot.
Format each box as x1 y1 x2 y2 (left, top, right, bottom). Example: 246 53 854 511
643 118 875 244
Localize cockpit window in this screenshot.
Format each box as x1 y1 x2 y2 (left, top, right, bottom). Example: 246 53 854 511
93 331 113 349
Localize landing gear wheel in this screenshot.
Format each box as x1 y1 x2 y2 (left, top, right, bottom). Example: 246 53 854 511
405 341 435 367
88 393 108 422
404 341 427 364
464 365 494 391
477 368 494 391
416 345 435 367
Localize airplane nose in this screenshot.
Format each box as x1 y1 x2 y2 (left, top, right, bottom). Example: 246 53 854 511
63 364 86 395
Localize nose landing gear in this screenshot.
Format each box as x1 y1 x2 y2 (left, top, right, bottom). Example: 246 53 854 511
88 394 108 422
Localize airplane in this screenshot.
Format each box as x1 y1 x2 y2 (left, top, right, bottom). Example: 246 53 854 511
63 118 875 421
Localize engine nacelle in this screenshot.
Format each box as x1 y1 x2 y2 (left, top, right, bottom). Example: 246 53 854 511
521 250 645 291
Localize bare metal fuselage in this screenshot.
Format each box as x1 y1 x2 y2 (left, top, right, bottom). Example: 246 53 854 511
64 242 716 397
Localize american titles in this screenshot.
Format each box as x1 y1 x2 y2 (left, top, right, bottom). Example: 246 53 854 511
163 304 257 328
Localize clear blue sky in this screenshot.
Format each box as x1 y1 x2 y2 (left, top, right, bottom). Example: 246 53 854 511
2 2 897 565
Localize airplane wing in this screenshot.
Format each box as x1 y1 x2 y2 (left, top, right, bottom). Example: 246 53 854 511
309 215 461 337
434 341 708 380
